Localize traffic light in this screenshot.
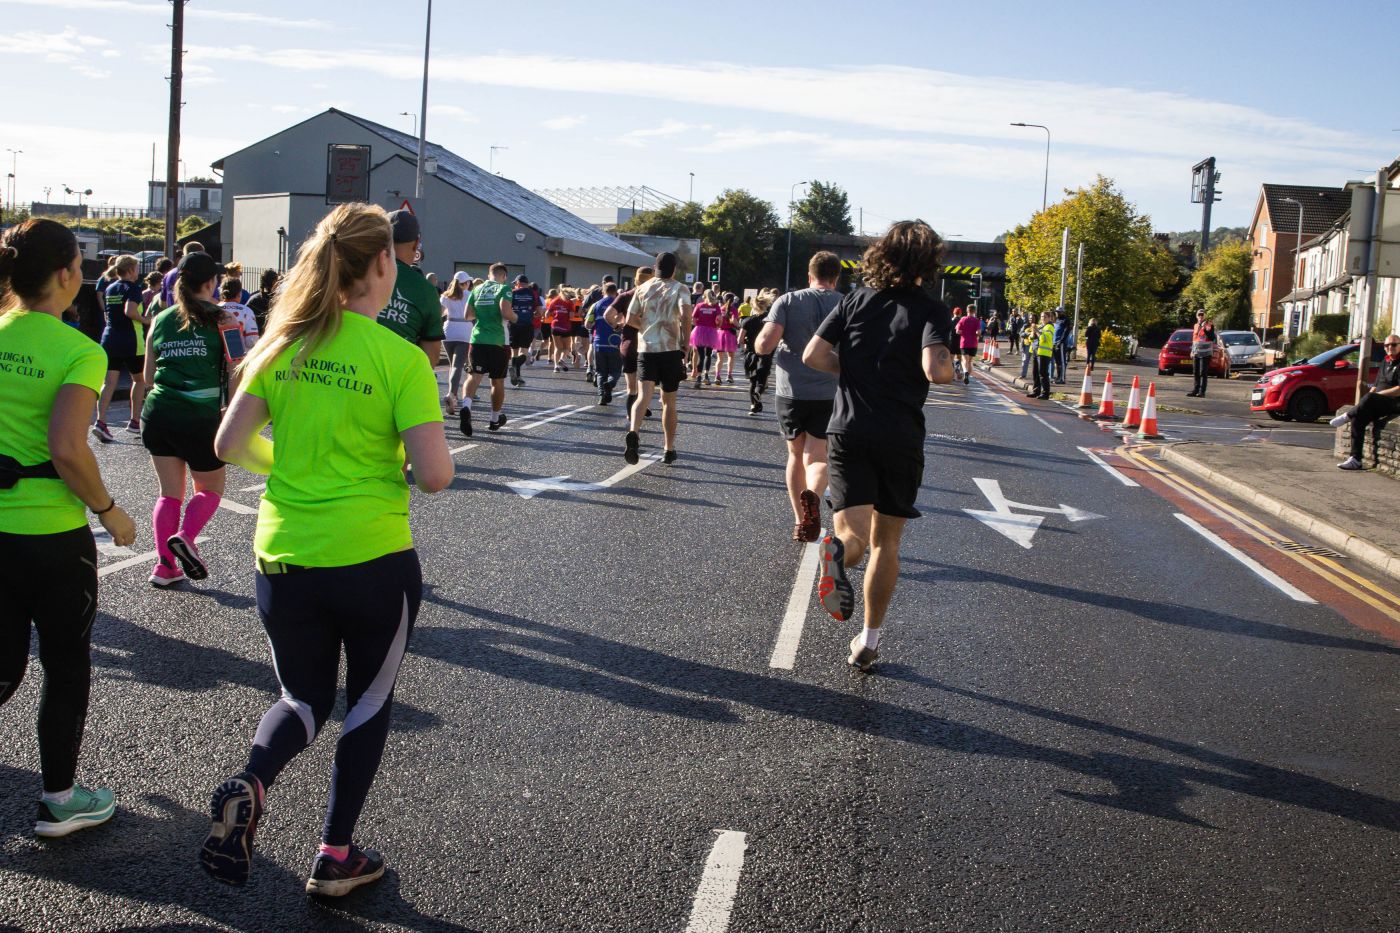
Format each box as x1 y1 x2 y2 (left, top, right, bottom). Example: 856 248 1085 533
707 256 721 284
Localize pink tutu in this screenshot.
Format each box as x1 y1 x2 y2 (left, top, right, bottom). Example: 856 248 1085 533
717 329 739 353
690 325 721 349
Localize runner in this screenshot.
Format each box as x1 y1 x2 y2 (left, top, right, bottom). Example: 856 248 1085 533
508 273 542 387
604 265 654 418
203 202 452 896
590 283 622 405
623 252 692 465
376 210 443 364
93 255 152 441
0 218 136 838
756 252 843 542
143 252 235 587
459 262 517 436
801 220 955 671
546 288 573 371
246 269 279 338
739 288 775 416
717 293 740 383
161 242 202 307
955 305 979 385
569 285 588 369
440 271 472 415
690 290 722 387
219 278 260 347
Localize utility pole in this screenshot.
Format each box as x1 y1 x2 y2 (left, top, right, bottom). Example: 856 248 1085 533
1356 168 1389 405
164 0 185 258
415 0 432 199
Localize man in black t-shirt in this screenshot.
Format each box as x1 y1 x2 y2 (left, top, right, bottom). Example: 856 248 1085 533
1334 334 1400 470
802 220 955 671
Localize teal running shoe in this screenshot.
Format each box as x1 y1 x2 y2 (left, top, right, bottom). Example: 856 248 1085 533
34 785 115 838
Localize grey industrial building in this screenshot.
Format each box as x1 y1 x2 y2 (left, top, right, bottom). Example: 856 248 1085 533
213 109 651 285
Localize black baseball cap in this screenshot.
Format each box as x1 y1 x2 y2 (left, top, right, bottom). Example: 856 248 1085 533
177 251 225 287
514 273 530 284
388 209 420 244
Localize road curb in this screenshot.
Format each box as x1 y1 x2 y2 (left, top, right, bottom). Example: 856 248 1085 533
1158 443 1400 583
975 361 1030 391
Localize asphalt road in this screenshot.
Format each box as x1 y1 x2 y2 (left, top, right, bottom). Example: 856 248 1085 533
2 361 1399 932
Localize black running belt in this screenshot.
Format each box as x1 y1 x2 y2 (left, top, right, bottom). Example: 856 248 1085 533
0 453 60 490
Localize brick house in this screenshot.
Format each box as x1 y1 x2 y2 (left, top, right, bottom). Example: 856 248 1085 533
1247 185 1349 338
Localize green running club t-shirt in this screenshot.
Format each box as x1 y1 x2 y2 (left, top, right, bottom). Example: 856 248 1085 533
245 312 443 567
142 304 224 424
377 260 445 345
467 280 511 346
0 310 107 534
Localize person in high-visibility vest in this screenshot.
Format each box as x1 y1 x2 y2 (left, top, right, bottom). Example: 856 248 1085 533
1026 310 1055 400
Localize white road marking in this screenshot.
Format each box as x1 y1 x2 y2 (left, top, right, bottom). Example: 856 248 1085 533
513 403 575 427
507 454 661 499
238 482 266 492
91 528 136 559
1174 513 1316 603
448 443 479 455
1030 413 1063 434
1078 447 1140 487
685 830 749 933
98 534 209 579
520 405 590 431
217 499 258 515
769 532 824 670
964 477 1103 549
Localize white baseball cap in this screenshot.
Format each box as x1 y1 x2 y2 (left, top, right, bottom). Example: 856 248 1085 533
453 271 470 284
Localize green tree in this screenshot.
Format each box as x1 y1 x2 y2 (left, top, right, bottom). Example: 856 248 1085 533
791 181 853 236
1179 239 1253 329
701 189 781 291
613 201 705 238
1004 176 1176 332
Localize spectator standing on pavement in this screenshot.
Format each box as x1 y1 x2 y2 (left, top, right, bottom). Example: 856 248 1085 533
1084 318 1102 374
1019 315 1035 379
801 220 955 671
1027 310 1055 400
955 305 980 386
1187 310 1216 398
755 252 844 542
1052 309 1069 384
0 219 135 839
204 202 452 896
623 251 693 466
1333 333 1400 470
376 210 443 365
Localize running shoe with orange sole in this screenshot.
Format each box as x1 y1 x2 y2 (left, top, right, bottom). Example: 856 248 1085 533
816 535 855 621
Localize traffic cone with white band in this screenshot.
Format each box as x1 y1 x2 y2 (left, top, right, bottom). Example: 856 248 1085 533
1094 370 1116 419
1137 383 1162 439
990 339 1001 366
1076 370 1095 408
1120 376 1143 430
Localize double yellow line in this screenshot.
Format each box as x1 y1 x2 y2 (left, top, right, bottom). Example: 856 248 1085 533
1119 446 1400 623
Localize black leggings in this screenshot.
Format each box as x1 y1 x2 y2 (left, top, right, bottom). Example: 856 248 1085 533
0 526 98 793
695 346 714 376
246 549 421 846
745 352 771 407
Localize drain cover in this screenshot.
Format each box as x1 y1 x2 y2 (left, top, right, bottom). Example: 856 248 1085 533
1272 539 1345 559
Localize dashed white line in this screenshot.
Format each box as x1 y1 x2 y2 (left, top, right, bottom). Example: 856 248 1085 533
685 830 749 933
1077 447 1140 487
520 405 590 431
238 482 266 492
217 499 259 515
1174 513 1315 603
1029 413 1063 434
448 443 479 455
769 531 824 670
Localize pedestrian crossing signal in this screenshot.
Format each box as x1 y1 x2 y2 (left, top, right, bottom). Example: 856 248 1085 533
707 256 721 283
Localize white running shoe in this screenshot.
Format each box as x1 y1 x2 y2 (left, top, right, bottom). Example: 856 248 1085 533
1328 413 1350 428
1337 456 1364 471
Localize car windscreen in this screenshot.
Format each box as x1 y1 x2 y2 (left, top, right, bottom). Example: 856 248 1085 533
1305 344 1356 367
1167 330 1192 343
1221 333 1259 347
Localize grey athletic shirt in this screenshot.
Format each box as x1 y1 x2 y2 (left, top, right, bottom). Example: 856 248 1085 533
766 287 842 400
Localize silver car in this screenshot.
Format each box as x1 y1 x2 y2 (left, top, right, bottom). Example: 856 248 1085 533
1220 330 1267 373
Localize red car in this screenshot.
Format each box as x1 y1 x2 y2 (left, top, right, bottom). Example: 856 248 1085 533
1250 342 1384 422
1157 329 1230 378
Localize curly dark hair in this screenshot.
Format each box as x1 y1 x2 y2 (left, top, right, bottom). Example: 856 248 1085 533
861 220 945 290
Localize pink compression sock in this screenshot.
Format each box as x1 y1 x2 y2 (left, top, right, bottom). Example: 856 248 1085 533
181 490 220 540
153 497 181 564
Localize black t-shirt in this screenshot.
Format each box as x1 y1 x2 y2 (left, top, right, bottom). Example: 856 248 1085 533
247 291 273 334
1375 355 1400 392
1085 324 1101 350
739 314 768 354
814 286 953 450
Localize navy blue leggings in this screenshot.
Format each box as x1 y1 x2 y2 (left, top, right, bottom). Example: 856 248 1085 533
246 549 421 846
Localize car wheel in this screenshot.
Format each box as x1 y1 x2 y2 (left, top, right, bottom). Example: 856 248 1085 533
1286 388 1326 423
1158 369 1171 376
1266 410 1289 421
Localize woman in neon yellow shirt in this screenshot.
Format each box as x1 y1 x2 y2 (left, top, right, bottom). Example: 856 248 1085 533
202 203 452 897
0 219 135 838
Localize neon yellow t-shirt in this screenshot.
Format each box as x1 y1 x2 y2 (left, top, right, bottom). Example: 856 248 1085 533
0 310 107 534
245 312 442 567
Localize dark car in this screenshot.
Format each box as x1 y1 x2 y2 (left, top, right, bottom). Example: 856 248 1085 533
1249 341 1384 422
1157 328 1230 378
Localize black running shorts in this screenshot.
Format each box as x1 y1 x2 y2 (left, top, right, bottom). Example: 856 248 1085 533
141 414 223 473
469 343 509 380
776 397 833 441
826 432 923 519
508 323 534 350
104 349 142 374
620 327 638 374
639 350 685 393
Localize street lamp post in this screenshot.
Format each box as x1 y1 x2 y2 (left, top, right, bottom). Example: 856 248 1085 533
6 149 21 219
1010 123 1050 213
689 172 694 203
1281 196 1306 341
415 0 432 199
785 181 809 293
399 111 418 138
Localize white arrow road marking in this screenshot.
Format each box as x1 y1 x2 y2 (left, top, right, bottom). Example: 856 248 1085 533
507 454 661 499
964 478 1103 548
685 830 748 933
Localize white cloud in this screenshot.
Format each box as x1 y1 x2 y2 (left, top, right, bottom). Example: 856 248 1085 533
617 120 709 147
541 115 587 130
428 104 478 124
0 0 332 29
0 27 113 78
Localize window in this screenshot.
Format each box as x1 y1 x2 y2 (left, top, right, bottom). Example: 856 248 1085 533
549 266 568 288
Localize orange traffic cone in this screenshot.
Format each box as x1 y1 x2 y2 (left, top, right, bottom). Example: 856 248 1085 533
990 339 1001 366
982 339 990 362
1075 370 1095 408
1120 375 1143 430
1137 383 1162 439
1094 370 1116 419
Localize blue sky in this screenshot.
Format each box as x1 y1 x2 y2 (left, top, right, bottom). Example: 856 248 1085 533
2 0 1396 240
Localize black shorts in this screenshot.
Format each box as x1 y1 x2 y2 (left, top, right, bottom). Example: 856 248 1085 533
551 326 572 339
620 329 638 374
508 323 534 350
141 413 223 473
104 347 141 374
469 343 509 379
569 323 586 338
827 432 923 519
776 397 833 441
639 350 686 393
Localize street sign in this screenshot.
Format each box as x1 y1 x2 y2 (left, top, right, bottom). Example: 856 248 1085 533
685 273 695 284
399 198 414 214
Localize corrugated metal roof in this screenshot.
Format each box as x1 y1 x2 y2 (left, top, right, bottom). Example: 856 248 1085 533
336 110 650 261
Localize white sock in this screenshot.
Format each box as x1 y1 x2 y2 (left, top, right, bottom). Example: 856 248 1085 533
42 787 75 806
461 397 473 411
861 627 882 649
492 406 503 420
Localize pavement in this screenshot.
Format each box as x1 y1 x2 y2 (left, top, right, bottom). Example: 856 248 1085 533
3 361 1400 931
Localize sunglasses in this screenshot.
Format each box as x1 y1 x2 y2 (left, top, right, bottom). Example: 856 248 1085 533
1386 342 1399 348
